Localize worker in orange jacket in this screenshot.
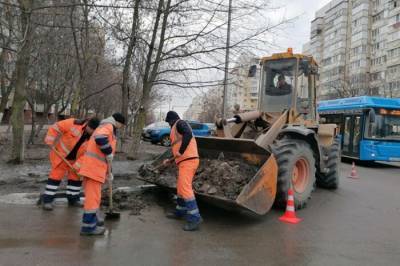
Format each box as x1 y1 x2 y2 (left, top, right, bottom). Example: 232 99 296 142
164 111 202 231
78 113 125 236
42 118 100 211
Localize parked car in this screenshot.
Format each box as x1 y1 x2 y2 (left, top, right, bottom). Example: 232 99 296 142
204 123 217 136
142 121 211 146
142 121 169 143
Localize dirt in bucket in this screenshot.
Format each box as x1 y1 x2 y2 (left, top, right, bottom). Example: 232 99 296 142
139 157 258 200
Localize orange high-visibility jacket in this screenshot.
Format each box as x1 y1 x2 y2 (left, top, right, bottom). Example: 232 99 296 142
170 120 199 164
78 122 116 183
72 141 88 172
44 118 86 168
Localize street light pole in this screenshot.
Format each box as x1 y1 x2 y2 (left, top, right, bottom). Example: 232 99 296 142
222 0 233 117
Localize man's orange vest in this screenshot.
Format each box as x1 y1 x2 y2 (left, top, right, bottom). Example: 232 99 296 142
78 123 116 183
44 118 86 167
72 141 88 172
170 120 199 164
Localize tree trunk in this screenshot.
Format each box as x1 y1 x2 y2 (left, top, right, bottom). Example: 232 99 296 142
0 95 9 126
9 0 34 163
121 0 140 123
54 102 59 122
127 0 171 159
0 56 14 135
35 106 50 137
28 102 35 144
127 106 146 160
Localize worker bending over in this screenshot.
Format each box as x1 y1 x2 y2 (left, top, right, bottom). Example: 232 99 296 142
164 111 202 231
43 117 100 211
78 113 125 236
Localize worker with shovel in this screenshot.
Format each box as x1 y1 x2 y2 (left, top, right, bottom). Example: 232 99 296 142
164 111 202 231
78 113 125 236
42 117 100 211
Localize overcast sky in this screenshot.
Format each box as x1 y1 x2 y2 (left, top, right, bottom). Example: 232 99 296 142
271 0 332 53
166 0 333 118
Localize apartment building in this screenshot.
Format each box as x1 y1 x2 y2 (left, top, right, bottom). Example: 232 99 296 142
303 0 400 99
226 54 260 113
183 95 203 121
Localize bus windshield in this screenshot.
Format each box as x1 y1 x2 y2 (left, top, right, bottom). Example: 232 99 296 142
366 109 400 140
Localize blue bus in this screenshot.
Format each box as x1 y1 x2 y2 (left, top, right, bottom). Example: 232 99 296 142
318 96 400 162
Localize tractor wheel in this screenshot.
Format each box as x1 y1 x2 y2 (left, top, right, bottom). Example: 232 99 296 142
272 138 316 209
316 137 340 189
161 135 171 147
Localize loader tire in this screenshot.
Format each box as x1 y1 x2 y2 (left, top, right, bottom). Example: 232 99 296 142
272 138 316 209
316 137 340 189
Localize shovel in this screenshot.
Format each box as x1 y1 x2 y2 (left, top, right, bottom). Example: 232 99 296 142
37 148 83 204
139 157 175 177
105 164 120 220
52 147 81 178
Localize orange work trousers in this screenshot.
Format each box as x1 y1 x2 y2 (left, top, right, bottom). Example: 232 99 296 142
50 161 80 181
176 159 199 200
83 177 102 211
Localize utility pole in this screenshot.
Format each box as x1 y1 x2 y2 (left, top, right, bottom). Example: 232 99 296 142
222 0 233 117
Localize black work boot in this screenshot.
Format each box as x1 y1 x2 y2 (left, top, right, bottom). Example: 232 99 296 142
42 202 53 211
183 218 203 231
80 226 106 236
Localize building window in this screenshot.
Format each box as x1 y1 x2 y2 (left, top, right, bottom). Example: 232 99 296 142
388 47 400 57
371 55 387 66
372 28 380 38
372 41 384 52
373 0 381 9
373 11 383 23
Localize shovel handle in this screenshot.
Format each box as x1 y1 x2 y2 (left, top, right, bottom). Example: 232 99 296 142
52 147 81 178
107 164 113 210
152 157 175 171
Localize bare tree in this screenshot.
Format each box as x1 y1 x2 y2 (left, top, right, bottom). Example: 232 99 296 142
0 0 17 134
8 0 34 163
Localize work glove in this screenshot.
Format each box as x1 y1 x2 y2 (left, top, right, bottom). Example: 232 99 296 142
106 154 114 164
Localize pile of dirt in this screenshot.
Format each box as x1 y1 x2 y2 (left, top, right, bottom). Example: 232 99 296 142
194 158 257 200
138 164 177 188
140 157 258 200
101 190 147 215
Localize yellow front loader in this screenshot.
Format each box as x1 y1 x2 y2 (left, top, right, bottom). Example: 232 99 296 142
140 49 340 215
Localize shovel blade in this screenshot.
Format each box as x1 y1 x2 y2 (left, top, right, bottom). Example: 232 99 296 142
105 210 121 220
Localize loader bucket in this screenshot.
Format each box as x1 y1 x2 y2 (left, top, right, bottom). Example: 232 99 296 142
139 136 278 216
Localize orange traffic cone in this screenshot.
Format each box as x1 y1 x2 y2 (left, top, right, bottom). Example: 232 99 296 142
279 186 302 224
348 162 359 179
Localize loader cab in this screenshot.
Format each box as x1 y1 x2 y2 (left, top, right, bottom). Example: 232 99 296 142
259 50 318 121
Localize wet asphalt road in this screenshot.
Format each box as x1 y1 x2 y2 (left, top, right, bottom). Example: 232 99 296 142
0 161 399 266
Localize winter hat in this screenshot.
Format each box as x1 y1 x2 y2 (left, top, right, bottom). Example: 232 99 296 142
165 111 180 123
112 112 126 125
87 118 100 130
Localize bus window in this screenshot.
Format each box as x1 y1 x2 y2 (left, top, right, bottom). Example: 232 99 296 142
353 116 361 153
343 116 351 152
365 109 400 140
